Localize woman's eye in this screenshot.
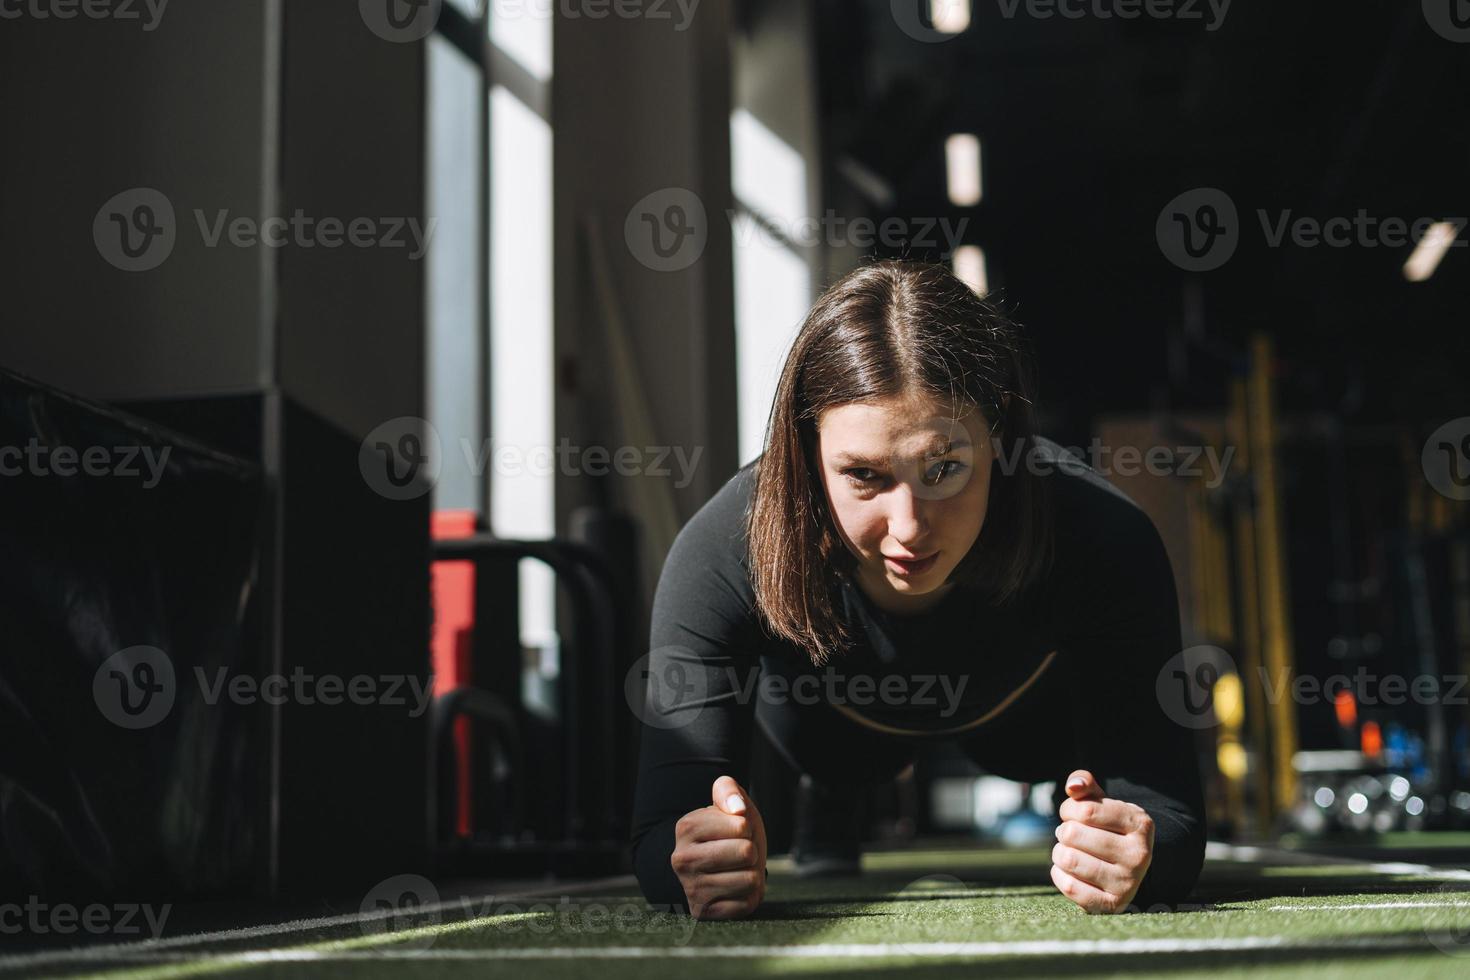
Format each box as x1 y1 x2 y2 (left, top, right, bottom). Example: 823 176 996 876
843 462 965 488
924 460 967 484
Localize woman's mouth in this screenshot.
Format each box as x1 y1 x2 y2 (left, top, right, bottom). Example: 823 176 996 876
884 551 939 577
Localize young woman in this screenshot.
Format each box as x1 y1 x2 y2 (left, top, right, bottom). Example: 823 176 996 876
629 260 1206 920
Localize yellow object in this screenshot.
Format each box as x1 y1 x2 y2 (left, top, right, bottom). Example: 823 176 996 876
1214 671 1245 729
1217 740 1248 781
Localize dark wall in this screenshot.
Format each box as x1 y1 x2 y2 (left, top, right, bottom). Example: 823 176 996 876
0 1 271 400
0 1 433 899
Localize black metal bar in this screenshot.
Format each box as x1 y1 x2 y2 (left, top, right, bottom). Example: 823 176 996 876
432 535 622 842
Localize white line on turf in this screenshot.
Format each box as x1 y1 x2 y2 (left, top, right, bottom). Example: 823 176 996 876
9 846 1470 973
0 873 639 973
1206 841 1470 882
52 935 1454 961
1268 901 1470 911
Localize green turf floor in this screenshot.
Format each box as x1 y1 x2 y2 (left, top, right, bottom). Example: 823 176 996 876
7 843 1470 979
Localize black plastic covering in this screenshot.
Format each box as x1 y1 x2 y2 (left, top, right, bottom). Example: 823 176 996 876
0 366 264 903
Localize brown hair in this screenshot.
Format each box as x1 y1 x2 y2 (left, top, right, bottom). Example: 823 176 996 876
746 259 1054 666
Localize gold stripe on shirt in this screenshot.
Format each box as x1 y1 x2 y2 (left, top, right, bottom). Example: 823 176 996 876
829 650 1059 737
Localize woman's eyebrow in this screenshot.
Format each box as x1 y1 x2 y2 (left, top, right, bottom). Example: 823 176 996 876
832 439 971 466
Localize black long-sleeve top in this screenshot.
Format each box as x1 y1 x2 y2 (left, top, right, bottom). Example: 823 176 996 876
629 436 1207 913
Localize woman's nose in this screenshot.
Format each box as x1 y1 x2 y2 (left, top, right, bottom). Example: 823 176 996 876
886 485 929 544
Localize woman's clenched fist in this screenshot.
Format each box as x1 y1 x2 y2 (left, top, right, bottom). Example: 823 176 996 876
1050 769 1155 914
670 775 768 920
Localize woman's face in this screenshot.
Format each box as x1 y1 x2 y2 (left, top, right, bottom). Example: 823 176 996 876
816 391 995 614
